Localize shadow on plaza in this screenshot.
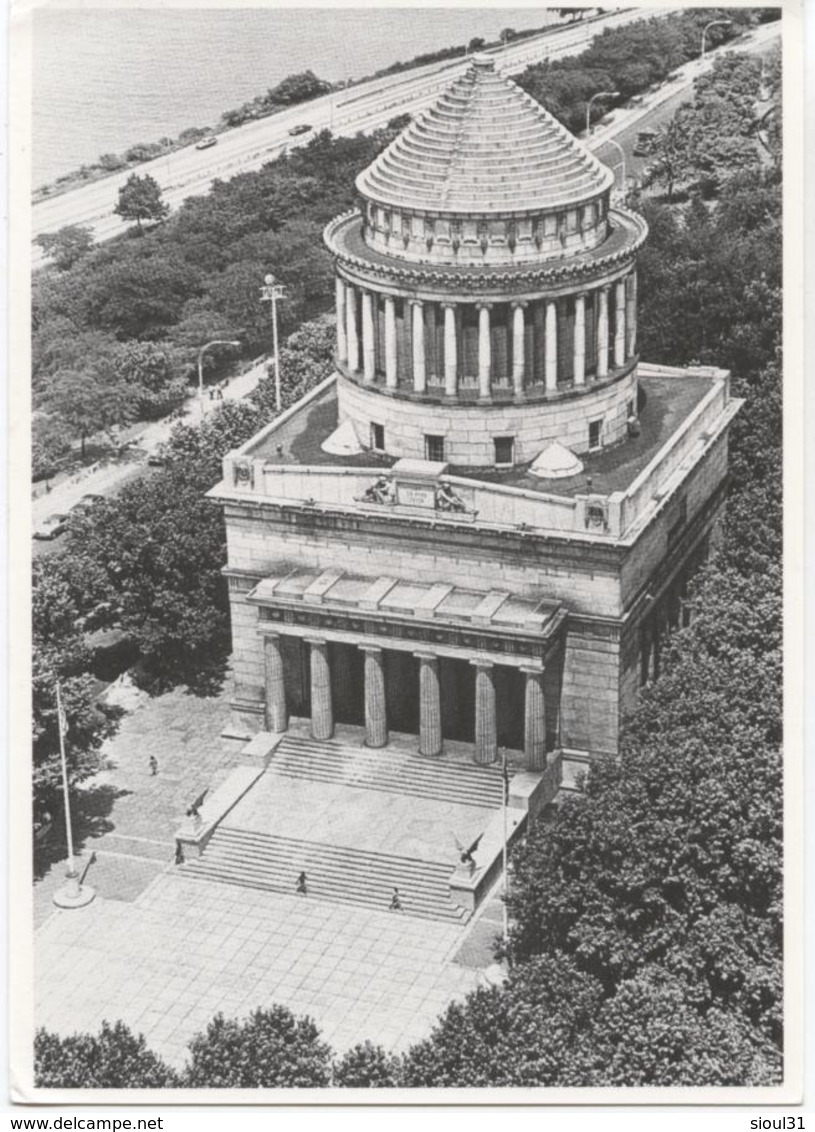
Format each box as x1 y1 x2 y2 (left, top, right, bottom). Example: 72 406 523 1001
130 650 229 701
33 783 131 882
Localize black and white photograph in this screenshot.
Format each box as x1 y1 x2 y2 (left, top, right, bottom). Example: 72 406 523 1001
6 0 807 1111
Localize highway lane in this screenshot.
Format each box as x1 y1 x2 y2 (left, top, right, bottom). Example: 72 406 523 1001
31 8 655 262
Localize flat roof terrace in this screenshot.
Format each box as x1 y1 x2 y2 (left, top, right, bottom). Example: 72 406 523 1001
244 367 715 501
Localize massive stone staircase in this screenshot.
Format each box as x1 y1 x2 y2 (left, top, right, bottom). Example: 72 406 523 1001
182 827 469 922
267 734 504 809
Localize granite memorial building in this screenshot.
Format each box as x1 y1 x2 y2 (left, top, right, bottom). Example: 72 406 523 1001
211 56 740 786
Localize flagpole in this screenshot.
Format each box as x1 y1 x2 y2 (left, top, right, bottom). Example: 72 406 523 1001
56 682 76 879
53 682 95 908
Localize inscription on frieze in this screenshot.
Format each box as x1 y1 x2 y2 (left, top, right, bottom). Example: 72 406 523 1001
396 482 435 509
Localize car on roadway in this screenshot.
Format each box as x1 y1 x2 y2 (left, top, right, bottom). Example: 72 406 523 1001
633 130 658 157
288 123 312 136
33 513 70 540
70 493 106 517
195 136 218 150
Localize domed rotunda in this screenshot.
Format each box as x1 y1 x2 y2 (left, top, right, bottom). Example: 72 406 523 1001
324 54 648 469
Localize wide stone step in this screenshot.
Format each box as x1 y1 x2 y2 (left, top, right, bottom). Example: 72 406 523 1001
183 828 467 923
271 736 503 808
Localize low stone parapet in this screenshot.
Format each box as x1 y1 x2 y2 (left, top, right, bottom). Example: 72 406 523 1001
176 732 287 859
449 756 563 912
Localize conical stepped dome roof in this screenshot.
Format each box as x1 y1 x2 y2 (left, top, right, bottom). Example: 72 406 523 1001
357 54 614 216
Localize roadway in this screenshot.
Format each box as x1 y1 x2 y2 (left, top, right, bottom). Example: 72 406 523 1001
31 8 656 263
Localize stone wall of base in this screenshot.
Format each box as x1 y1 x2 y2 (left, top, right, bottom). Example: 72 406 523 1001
338 369 637 466
559 620 620 755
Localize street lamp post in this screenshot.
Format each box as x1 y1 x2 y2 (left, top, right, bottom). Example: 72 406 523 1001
701 18 732 58
586 89 620 137
197 339 241 416
261 273 286 413
602 136 627 199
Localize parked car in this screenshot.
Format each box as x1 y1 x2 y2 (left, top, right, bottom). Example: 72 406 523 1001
70 494 105 517
288 123 312 136
633 130 658 157
195 136 218 150
33 513 70 540
147 453 166 467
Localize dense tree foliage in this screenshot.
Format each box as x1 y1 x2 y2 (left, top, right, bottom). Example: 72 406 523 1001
645 50 780 199
32 130 390 458
34 225 94 271
183 1008 333 1087
333 1041 401 1087
35 1022 179 1088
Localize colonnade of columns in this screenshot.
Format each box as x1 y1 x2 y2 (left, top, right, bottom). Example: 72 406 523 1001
335 273 636 399
264 633 548 769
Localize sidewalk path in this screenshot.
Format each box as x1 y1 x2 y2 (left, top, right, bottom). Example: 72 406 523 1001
31 357 267 527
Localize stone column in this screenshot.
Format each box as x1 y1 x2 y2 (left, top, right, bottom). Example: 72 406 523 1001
597 285 610 379
307 638 333 741
626 271 638 357
384 296 398 389
614 278 626 368
511 301 526 398
264 634 288 734
521 666 546 770
477 303 492 400
443 303 458 397
361 291 376 383
346 285 359 374
472 661 497 765
416 652 442 757
411 300 426 393
363 646 387 749
545 300 558 392
335 277 347 365
573 292 586 386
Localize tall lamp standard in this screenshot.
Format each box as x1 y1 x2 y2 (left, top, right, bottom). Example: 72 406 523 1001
261 273 286 413
602 137 627 199
585 89 619 138
197 339 241 416
701 18 732 58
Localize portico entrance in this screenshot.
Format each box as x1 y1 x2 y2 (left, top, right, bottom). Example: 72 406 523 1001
248 567 565 770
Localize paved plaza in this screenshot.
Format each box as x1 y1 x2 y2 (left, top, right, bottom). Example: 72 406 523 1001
34 680 495 1069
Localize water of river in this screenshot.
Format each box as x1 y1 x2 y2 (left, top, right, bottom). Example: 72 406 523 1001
32 7 558 187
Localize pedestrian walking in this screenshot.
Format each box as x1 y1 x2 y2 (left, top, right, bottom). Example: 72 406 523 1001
174 840 184 865
296 870 308 895
148 754 158 776
389 887 402 912
208 389 214 401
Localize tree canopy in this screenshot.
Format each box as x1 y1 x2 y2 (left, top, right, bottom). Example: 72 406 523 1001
114 173 170 232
